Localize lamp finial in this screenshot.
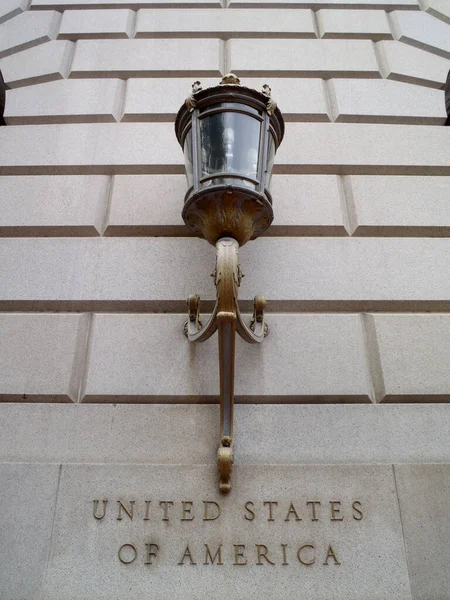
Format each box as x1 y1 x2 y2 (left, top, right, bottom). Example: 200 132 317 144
220 73 241 86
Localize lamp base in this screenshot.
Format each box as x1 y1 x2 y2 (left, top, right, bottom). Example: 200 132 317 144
182 184 273 246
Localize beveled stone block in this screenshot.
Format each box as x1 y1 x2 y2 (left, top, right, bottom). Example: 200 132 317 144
59 8 135 39
328 78 446 123
0 40 74 88
394 465 450 600
0 122 183 173
366 314 450 402
70 39 223 77
0 313 90 401
421 0 450 25
229 0 418 7
5 79 126 123
32 0 222 7
42 464 411 600
1 404 450 465
1 123 449 176
228 38 381 77
0 464 60 600
107 174 186 234
0 175 109 235
0 0 29 25
106 174 343 235
1 237 450 311
376 40 450 88
345 175 450 235
269 174 346 233
135 8 316 38
390 9 450 59
317 9 392 39
0 10 61 59
275 122 450 173
122 77 330 122
82 313 372 401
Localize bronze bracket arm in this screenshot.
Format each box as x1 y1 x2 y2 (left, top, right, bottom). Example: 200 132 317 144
184 237 268 493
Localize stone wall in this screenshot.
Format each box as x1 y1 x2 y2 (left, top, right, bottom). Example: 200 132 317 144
0 1 450 598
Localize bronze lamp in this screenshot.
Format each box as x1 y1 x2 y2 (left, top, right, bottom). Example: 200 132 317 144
175 74 284 493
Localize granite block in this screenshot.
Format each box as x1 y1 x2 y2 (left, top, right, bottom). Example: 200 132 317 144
1 404 450 465
0 175 109 235
59 8 135 39
317 8 392 39
0 313 91 401
328 79 446 124
390 9 450 59
42 464 411 600
136 8 316 37
229 38 381 77
0 10 61 59
122 77 330 122
394 464 450 600
70 38 223 77
0 40 74 88
0 0 28 25
345 175 450 236
5 79 125 123
106 174 344 235
82 313 372 401
1 237 450 310
376 40 450 88
0 463 60 600
1 123 450 176
367 314 450 402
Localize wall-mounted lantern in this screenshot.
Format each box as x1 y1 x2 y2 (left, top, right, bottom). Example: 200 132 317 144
175 74 284 493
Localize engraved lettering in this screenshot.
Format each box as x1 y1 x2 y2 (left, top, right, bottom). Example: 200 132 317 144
297 544 315 566
281 543 289 565
181 501 194 521
263 501 278 521
178 544 196 565
203 501 221 521
244 501 255 521
323 545 341 565
204 544 223 565
117 501 135 521
118 544 137 564
284 502 302 521
159 501 174 521
145 543 159 564
234 544 247 565
93 500 107 520
256 544 275 565
352 501 363 520
306 501 321 521
330 501 344 521
144 501 151 521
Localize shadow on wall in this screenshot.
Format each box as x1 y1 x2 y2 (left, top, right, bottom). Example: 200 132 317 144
0 71 5 127
446 70 450 126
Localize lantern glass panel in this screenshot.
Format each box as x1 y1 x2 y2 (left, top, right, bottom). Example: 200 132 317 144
199 110 261 189
183 128 194 187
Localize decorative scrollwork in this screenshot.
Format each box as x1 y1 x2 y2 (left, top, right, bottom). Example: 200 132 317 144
184 237 268 493
261 84 277 115
185 80 202 111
